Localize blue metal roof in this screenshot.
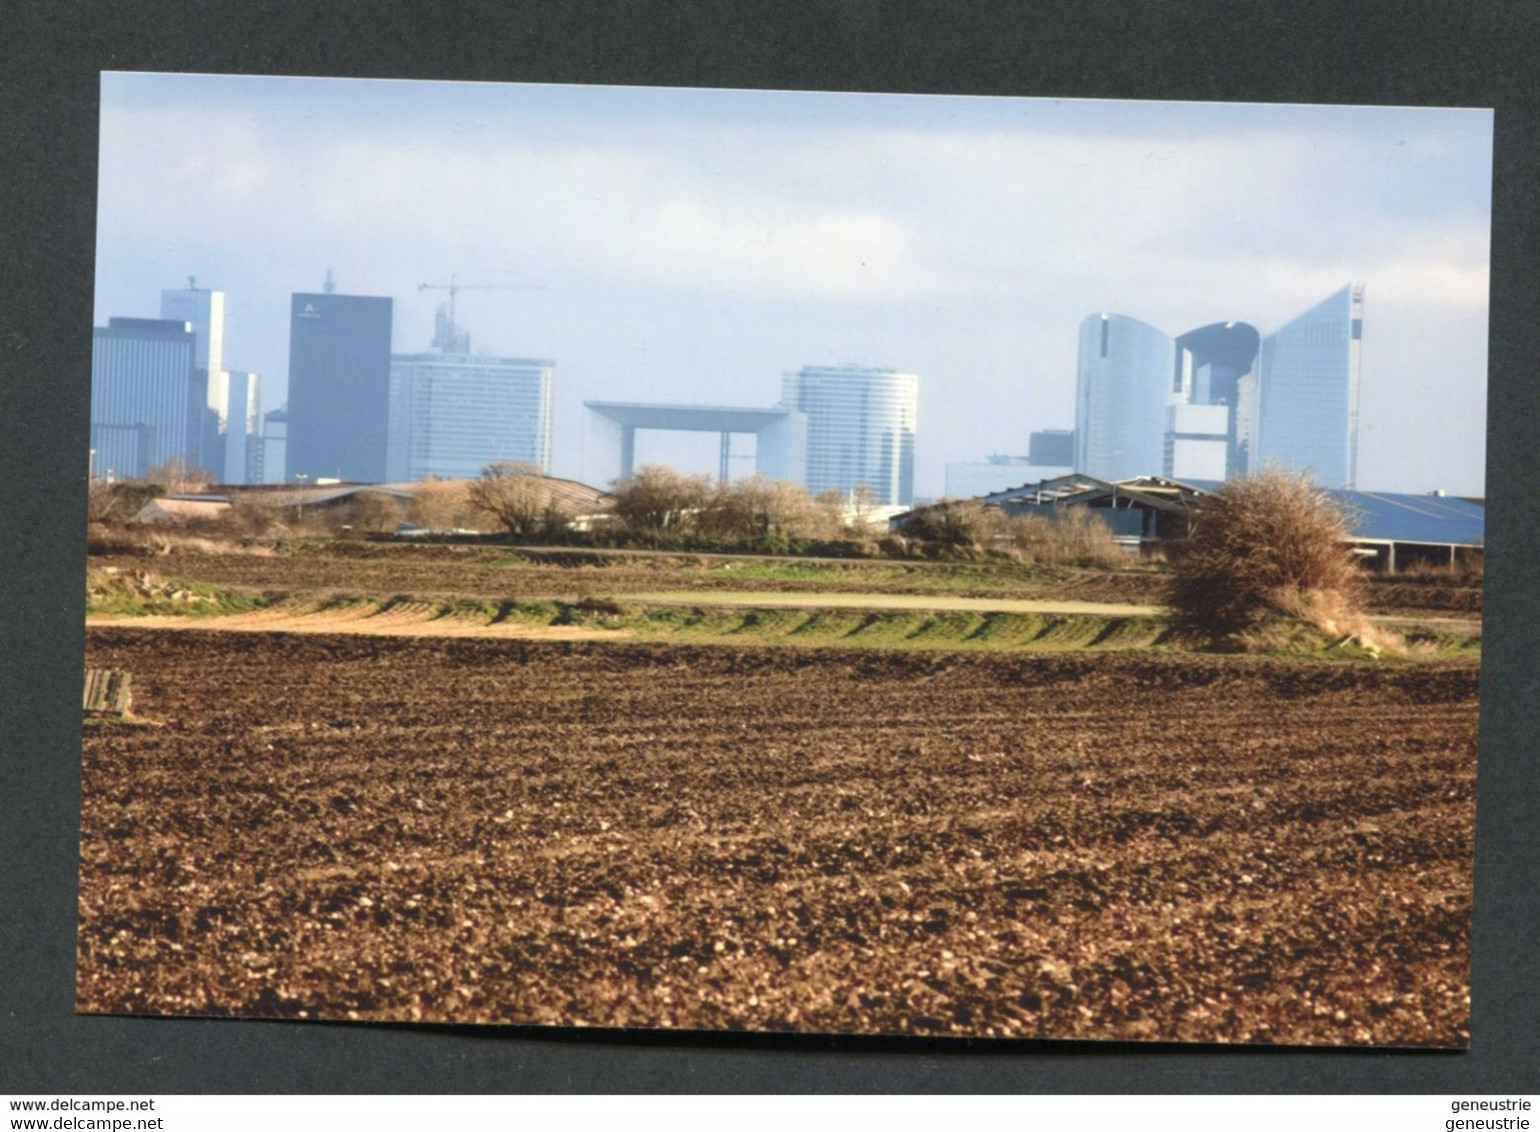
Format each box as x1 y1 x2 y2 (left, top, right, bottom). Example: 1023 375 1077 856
1184 479 1484 546
1328 489 1484 546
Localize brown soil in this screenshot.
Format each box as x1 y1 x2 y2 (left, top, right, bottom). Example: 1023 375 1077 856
78 629 1475 1045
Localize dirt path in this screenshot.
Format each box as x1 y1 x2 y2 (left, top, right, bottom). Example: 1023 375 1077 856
619 590 1166 616
86 608 625 641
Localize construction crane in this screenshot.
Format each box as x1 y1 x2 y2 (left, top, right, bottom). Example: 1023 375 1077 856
417 271 544 350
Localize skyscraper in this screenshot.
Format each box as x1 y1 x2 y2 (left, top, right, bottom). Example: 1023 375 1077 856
1173 321 1259 477
212 370 261 483
386 352 555 481
260 407 288 485
1073 313 1176 481
286 290 393 482
782 364 918 505
1253 284 1364 489
89 317 197 480
160 279 226 471
1073 289 1357 485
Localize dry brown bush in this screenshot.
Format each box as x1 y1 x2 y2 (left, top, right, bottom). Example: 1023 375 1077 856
899 500 1123 565
898 499 999 553
609 465 714 534
410 478 478 531
194 501 285 541
1169 469 1366 644
695 475 849 542
87 480 162 525
1000 507 1124 567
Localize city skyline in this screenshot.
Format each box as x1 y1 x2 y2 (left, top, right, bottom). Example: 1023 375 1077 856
94 74 1492 496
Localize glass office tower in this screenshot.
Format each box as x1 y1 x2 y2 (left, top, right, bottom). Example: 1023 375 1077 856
1254 284 1363 489
386 353 555 481
213 370 261 483
160 281 226 471
1074 313 1177 481
782 364 918 506
286 292 393 483
89 317 197 480
1173 321 1259 477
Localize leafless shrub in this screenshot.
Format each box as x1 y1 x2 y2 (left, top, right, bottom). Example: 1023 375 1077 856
695 475 848 542
899 500 1123 565
465 462 564 537
409 478 477 531
898 499 999 554
192 501 285 540
86 524 168 557
609 465 714 534
145 457 214 492
1000 507 1124 567
1169 469 1366 645
87 480 162 525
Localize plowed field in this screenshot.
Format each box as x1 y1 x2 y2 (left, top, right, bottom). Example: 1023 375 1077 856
78 629 1476 1045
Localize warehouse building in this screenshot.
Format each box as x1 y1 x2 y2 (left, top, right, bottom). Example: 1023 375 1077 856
893 472 1483 573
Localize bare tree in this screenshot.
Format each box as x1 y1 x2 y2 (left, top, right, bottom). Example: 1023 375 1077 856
145 457 213 492
468 461 558 537
87 478 162 525
609 464 712 534
846 483 882 534
344 491 409 533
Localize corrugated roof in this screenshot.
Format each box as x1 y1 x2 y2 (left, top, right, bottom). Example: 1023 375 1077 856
1329 489 1484 546
261 485 417 508
976 474 1484 547
1178 479 1483 546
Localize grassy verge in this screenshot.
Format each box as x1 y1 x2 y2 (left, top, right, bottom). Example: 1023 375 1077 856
85 577 1481 660
86 569 274 618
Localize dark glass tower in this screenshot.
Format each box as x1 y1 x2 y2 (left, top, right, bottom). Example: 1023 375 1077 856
286 292 393 483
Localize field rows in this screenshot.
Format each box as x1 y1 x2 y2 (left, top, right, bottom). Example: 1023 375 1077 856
79 629 1476 1044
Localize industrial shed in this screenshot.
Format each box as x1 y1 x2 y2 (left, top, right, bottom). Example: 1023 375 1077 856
985 474 1204 549
247 484 415 522
1317 488 1484 573
130 494 232 526
894 474 1484 573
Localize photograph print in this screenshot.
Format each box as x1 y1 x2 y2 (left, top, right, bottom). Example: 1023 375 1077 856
81 73 1490 1045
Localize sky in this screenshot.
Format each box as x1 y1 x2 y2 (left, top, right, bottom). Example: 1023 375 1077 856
94 73 1493 496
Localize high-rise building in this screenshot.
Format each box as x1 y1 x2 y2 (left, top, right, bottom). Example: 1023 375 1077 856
286 291 393 482
210 369 261 483
160 279 226 471
90 317 197 479
1163 403 1230 481
1253 284 1364 489
386 352 555 481
1173 322 1259 477
781 364 918 506
1073 313 1176 481
1073 289 1357 485
260 407 288 485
